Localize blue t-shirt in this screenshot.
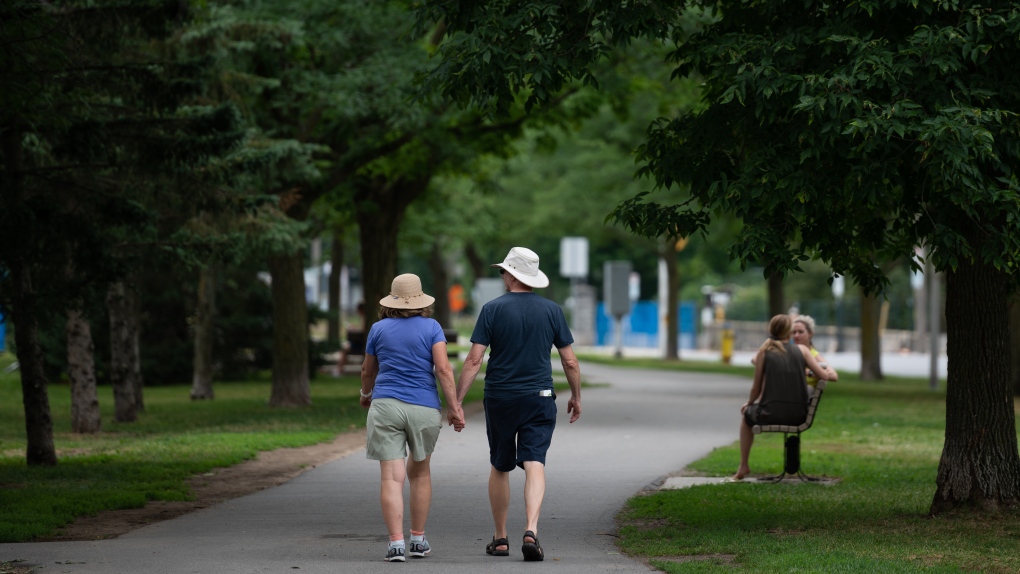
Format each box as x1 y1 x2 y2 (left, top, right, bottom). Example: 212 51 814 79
470 292 574 399
365 316 447 409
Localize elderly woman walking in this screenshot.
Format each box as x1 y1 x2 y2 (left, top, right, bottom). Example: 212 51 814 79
360 273 465 562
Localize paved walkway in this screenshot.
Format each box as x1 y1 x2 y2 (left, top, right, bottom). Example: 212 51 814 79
0 363 749 574
578 346 947 380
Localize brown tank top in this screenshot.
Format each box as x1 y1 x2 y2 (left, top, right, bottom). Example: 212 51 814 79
758 339 810 425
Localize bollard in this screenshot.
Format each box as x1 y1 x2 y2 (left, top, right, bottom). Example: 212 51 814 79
721 327 734 364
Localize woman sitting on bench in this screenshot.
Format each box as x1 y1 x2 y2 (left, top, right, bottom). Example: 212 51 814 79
792 314 838 389
734 314 837 480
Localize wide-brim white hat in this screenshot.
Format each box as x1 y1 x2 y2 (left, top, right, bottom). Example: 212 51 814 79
491 246 549 288
379 273 436 309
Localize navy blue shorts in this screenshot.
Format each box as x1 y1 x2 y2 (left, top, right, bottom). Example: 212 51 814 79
483 394 557 472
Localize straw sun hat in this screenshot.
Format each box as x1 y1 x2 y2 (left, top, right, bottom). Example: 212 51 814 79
379 273 436 310
491 246 549 288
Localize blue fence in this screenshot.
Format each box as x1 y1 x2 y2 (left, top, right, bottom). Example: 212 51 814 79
596 301 697 349
0 311 5 352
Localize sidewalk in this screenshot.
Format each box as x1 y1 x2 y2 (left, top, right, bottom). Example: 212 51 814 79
577 345 948 380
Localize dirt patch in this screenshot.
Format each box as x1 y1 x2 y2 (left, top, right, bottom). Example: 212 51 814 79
1 559 33 574
34 429 367 542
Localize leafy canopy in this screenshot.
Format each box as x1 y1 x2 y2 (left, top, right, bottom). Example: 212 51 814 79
415 0 1020 293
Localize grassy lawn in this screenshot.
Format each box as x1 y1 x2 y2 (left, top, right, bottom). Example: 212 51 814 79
590 356 1020 573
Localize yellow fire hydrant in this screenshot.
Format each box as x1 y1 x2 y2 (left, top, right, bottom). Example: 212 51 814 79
721 327 734 364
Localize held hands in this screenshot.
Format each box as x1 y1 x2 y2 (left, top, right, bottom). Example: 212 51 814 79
447 405 466 432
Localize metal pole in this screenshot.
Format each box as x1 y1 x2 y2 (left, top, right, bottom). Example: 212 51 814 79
657 257 668 359
613 316 624 359
835 299 844 353
928 259 940 390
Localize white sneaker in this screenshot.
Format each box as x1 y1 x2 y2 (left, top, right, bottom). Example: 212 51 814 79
408 537 430 558
384 544 405 562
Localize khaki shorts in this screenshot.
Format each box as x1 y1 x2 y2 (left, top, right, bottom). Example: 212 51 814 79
366 398 441 462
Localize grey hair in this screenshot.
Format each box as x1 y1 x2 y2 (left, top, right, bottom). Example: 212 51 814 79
794 314 816 335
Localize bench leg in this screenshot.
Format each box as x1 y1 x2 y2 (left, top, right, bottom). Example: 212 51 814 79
760 434 824 483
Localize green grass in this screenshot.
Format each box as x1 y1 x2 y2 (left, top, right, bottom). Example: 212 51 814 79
0 351 484 543
595 358 1020 573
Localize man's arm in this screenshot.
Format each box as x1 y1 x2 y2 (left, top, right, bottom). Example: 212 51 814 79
432 342 465 431
457 343 487 404
557 345 582 423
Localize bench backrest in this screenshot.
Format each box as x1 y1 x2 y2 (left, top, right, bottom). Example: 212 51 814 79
751 380 827 435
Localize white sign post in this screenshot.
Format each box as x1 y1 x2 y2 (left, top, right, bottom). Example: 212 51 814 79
560 237 589 279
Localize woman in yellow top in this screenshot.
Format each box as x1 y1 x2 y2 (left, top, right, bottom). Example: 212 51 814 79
791 315 838 387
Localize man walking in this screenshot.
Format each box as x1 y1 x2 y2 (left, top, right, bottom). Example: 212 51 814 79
457 246 582 562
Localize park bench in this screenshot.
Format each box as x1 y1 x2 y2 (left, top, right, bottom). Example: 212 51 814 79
338 329 366 375
751 380 827 482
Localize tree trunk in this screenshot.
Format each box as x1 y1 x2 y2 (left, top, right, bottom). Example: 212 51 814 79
355 176 431 331
358 209 401 331
268 250 311 407
328 234 344 348
128 286 144 412
3 123 57 465
661 239 679 361
11 264 58 465
860 287 884 381
67 308 101 433
190 265 216 400
429 242 451 328
107 281 138 422
767 271 784 317
1009 296 1020 397
464 242 488 282
930 258 1020 513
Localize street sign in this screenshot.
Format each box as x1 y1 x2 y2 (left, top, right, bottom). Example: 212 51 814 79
603 261 632 317
560 237 589 278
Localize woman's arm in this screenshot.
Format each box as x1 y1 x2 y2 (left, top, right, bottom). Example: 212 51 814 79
744 348 766 411
359 354 379 408
432 342 465 431
811 350 838 382
800 345 837 381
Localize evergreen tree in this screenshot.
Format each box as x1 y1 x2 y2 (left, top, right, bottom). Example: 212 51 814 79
0 1 247 464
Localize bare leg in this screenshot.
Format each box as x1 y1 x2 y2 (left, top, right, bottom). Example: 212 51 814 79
734 420 754 479
488 466 510 551
521 461 545 535
380 459 407 540
406 455 431 533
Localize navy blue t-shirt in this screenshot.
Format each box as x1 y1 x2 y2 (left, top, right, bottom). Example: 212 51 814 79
470 292 574 399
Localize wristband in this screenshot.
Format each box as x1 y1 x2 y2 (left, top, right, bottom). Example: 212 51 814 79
360 389 372 399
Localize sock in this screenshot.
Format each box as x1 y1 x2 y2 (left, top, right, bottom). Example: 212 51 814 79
410 531 424 542
389 538 404 547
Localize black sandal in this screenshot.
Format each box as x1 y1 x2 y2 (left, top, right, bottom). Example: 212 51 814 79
522 530 544 561
486 536 509 556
